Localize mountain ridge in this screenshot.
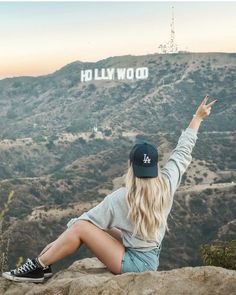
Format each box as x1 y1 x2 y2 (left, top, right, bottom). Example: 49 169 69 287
0 51 235 272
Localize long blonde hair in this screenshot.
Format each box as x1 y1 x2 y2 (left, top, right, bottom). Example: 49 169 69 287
125 159 171 241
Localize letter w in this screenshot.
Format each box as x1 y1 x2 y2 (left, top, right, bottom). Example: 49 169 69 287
117 68 126 80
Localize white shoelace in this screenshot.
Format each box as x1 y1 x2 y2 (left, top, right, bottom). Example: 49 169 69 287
13 258 36 275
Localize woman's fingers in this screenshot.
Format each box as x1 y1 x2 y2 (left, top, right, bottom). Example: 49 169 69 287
206 99 218 109
201 95 209 105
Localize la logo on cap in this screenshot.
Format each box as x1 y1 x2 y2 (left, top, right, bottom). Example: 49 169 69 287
143 154 151 164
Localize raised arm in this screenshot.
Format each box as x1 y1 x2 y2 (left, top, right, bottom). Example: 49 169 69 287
161 95 218 197
161 127 198 197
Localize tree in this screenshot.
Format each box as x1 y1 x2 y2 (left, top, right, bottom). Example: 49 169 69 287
200 240 236 270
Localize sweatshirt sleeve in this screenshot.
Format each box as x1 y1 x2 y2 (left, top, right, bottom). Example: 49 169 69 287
66 188 123 230
161 127 198 197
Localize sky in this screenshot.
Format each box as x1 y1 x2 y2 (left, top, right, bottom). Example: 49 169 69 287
0 1 236 79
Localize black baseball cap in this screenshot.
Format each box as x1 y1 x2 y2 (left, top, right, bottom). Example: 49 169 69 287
129 140 158 178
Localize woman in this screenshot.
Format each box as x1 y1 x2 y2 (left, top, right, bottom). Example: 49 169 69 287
2 95 217 282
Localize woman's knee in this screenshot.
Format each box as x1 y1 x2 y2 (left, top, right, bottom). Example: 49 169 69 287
69 220 91 236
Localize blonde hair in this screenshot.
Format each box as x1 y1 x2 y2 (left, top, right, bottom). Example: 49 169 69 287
125 159 171 241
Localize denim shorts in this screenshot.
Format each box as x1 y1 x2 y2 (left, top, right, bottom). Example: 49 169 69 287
121 244 162 273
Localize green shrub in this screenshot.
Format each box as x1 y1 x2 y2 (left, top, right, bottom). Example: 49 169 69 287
6 109 17 119
29 186 40 197
32 135 47 143
104 129 112 136
200 240 236 270
0 221 10 273
46 140 55 150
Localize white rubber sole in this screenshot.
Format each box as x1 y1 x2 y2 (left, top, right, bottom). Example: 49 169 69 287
2 272 44 283
44 273 53 279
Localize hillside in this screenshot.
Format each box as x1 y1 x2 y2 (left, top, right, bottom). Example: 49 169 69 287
0 52 235 141
0 52 235 272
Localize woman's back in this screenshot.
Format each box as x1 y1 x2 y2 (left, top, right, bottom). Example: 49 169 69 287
67 127 199 250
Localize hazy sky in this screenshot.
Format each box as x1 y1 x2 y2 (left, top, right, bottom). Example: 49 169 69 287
0 1 235 79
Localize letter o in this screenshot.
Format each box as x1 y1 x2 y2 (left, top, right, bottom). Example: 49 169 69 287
126 68 134 80
136 67 149 79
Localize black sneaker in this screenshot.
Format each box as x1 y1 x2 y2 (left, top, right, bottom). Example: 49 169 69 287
2 258 44 283
43 265 53 279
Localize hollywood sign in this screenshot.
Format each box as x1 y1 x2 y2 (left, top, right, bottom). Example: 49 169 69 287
80 67 149 82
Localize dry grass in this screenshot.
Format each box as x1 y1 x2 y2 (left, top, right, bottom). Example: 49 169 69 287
0 221 10 273
0 190 14 273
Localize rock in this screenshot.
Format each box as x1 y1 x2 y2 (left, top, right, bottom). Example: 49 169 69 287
0 257 235 295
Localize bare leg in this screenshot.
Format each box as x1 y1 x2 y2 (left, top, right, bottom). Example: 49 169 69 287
39 227 123 257
104 227 123 244
38 220 125 274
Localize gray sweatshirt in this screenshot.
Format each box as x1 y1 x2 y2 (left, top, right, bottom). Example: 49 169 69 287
67 127 198 251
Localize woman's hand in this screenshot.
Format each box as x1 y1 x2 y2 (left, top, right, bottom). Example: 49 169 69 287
38 241 56 257
188 95 218 131
194 95 218 120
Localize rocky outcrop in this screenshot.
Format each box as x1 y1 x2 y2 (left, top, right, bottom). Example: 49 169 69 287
1 257 235 295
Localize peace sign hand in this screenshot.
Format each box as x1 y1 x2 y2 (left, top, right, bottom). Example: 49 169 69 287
194 95 218 120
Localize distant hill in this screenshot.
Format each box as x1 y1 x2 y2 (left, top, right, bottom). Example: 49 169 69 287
0 52 235 272
0 52 235 140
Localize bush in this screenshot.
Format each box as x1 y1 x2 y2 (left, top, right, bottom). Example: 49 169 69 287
46 140 55 150
104 129 112 136
0 222 10 273
66 118 92 133
49 134 59 141
29 186 40 197
40 180 47 186
6 109 17 119
77 137 86 144
32 135 47 143
200 240 236 270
